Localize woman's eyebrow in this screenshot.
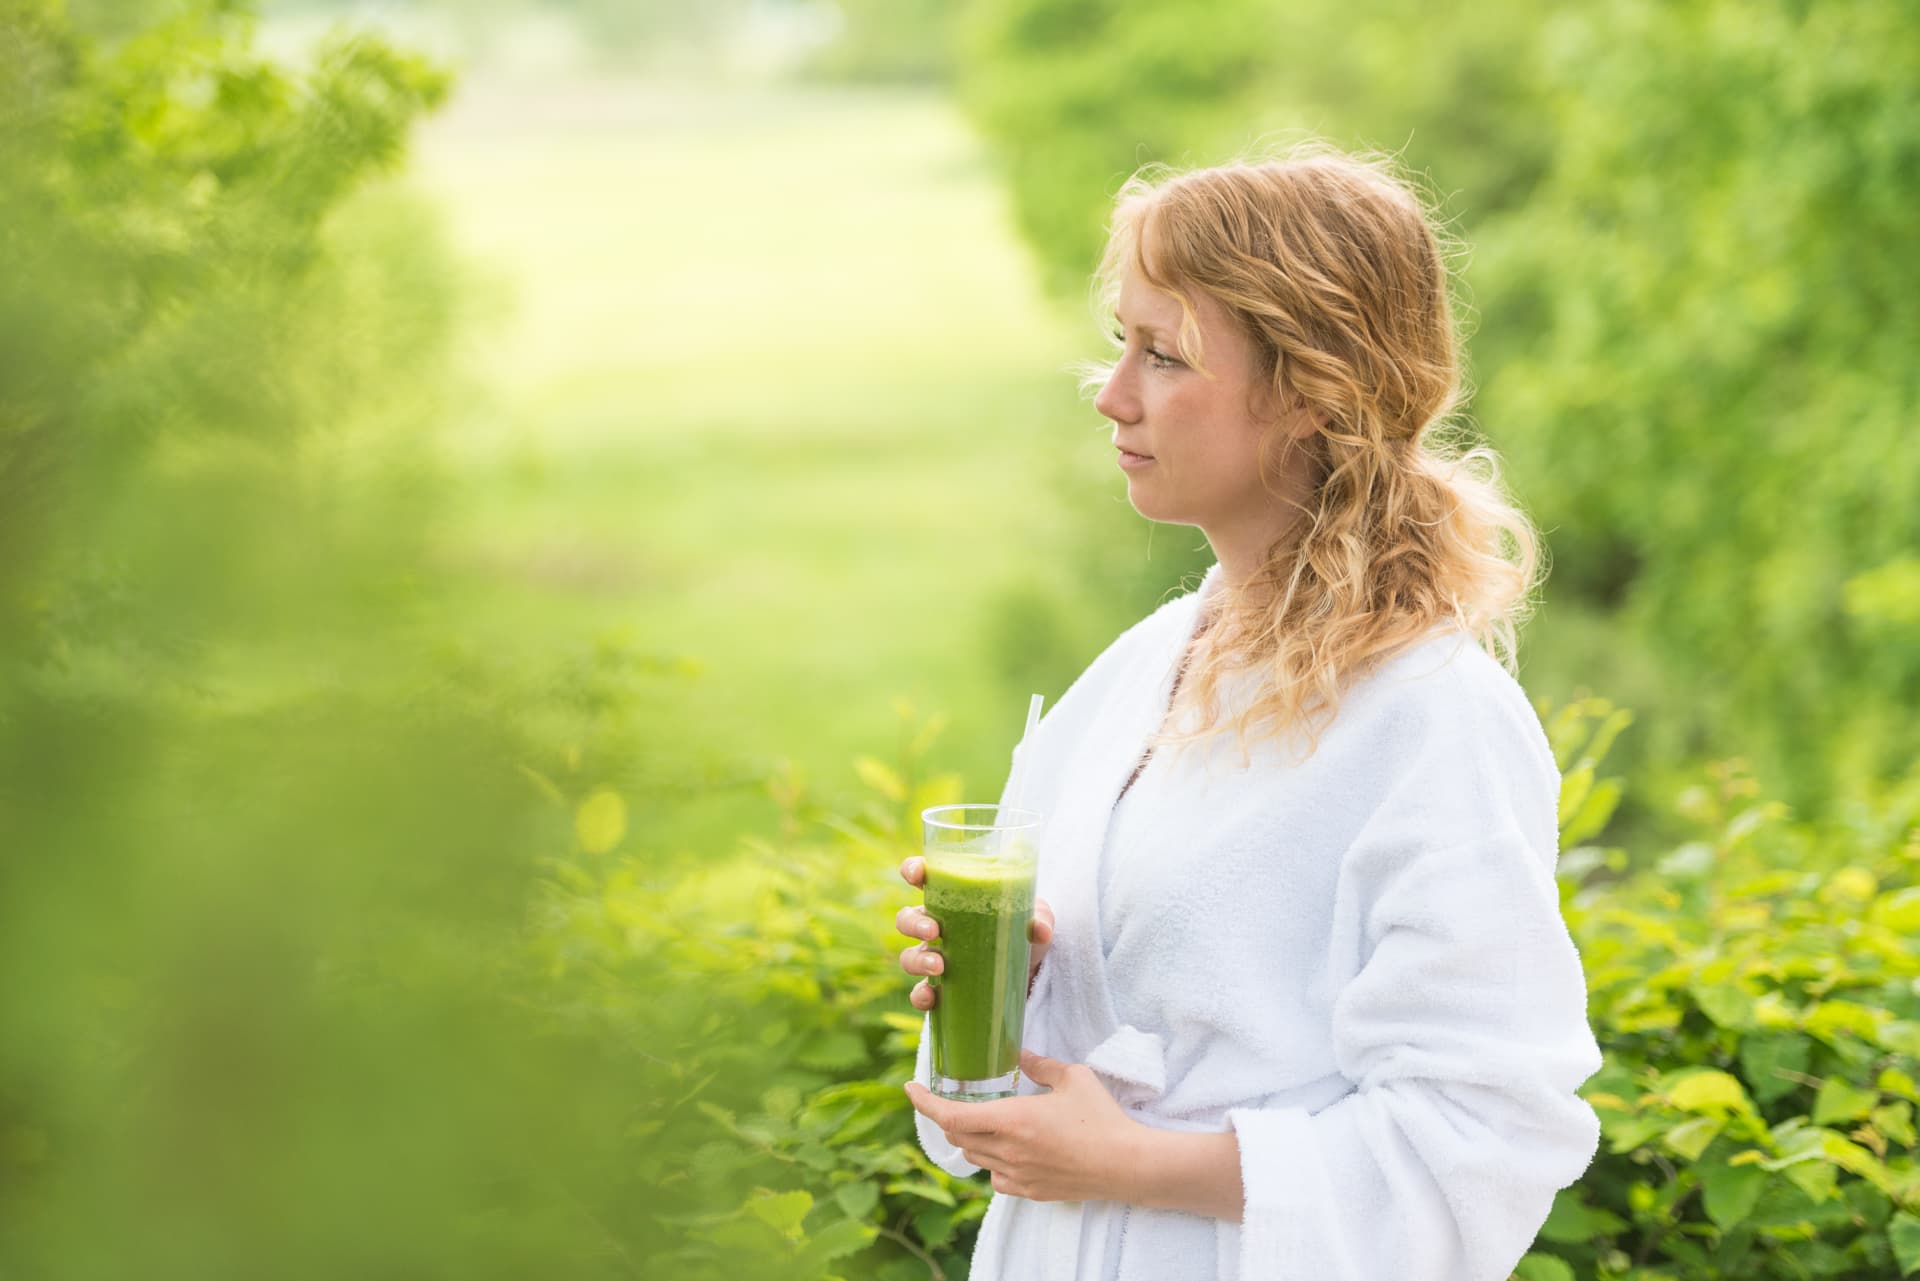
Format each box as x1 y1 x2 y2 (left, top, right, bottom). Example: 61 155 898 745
1112 310 1170 337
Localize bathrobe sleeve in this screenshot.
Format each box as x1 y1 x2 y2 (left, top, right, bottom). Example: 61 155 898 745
1225 671 1603 1281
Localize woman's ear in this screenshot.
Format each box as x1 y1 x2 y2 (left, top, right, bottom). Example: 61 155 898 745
1281 397 1326 441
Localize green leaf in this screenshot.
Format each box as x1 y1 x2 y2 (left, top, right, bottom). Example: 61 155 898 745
1816 1129 1901 1195
748 1189 813 1239
1812 1078 1879 1127
794 1142 836 1172
574 788 627 854
1741 1034 1813 1104
1556 764 1595 831
1513 1253 1575 1281
1701 1159 1769 1229
1691 981 1755 1030
1603 1111 1671 1154
1662 1115 1723 1161
792 1217 878 1271
914 1203 958 1247
1881 1068 1920 1103
834 1180 879 1221
1880 1021 1920 1057
1872 888 1920 935
1561 776 1622 848
1667 1070 1753 1115
1804 999 1886 1043
797 1032 869 1070
1537 1188 1628 1243
884 1179 956 1207
761 1085 802 1119
1785 1159 1837 1203
1873 1101 1916 1149
1890 1211 1920 1277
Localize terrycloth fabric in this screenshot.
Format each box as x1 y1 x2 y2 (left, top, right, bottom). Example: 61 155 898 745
910 562 1602 1280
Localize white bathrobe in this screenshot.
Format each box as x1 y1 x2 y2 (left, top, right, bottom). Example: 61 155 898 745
911 562 1602 1280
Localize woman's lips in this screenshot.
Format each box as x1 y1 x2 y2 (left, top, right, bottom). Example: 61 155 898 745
1117 449 1155 470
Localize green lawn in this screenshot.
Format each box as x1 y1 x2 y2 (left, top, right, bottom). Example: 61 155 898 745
408 80 1115 857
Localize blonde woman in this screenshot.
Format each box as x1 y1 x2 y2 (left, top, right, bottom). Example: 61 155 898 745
895 143 1603 1281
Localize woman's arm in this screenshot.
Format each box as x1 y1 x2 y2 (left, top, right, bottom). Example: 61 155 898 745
1222 818 1602 1281
1124 1128 1244 1222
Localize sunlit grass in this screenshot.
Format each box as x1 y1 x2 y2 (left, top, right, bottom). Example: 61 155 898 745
408 79 1108 853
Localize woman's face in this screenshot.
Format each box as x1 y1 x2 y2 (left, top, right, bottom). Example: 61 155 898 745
1094 259 1320 539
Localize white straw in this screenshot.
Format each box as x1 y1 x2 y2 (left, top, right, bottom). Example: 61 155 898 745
998 693 1045 851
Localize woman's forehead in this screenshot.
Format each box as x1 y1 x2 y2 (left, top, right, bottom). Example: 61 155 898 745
1120 263 1240 345
1119 261 1198 325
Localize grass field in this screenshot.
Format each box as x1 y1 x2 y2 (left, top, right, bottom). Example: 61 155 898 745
407 79 1123 857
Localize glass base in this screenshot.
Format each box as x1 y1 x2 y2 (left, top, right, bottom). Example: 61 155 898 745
931 1068 1021 1101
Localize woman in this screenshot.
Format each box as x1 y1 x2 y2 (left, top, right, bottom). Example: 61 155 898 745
895 142 1603 1281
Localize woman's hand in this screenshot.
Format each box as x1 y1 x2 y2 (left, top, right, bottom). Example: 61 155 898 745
896 856 1054 1011
905 1050 1148 1202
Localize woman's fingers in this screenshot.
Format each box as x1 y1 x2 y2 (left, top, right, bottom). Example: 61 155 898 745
898 941 944 977
895 867 941 1011
895 903 938 942
1028 897 1055 946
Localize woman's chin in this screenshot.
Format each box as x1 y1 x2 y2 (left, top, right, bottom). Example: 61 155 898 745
1124 491 1178 523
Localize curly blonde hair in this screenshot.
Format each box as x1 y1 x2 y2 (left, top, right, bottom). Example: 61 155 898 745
1081 140 1545 767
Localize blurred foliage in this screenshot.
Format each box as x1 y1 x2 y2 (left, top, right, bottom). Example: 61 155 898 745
0 2 692 1276
1471 0 1920 820
800 0 954 85
262 0 939 81
954 0 1920 823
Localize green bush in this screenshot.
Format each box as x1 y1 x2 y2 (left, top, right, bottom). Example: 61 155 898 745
517 699 981 1280
1539 710 1920 1279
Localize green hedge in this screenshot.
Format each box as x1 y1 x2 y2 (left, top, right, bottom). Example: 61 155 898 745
1538 705 1920 1279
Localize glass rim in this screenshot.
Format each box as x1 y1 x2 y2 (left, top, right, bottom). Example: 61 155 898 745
921 803 1043 833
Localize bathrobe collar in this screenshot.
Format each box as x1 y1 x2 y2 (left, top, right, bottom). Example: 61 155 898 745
1032 561 1227 1110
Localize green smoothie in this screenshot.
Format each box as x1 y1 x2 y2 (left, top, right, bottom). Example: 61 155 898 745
925 848 1036 1087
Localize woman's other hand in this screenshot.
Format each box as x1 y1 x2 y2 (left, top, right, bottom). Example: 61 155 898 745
897 856 1054 1010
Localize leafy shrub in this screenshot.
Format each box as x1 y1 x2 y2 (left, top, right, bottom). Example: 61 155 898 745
1536 708 1920 1280
518 698 987 1280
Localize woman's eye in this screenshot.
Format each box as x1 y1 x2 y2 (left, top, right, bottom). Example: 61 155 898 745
1112 329 1178 369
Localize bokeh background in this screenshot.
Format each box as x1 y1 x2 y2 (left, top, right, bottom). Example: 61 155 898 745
3 1 1917 1278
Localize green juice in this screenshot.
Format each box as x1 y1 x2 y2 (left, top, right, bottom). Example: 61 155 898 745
925 851 1035 1089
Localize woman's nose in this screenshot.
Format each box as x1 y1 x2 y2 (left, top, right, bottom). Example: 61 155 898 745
1095 369 1138 424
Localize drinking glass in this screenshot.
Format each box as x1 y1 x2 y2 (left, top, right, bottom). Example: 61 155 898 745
920 804 1043 1101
